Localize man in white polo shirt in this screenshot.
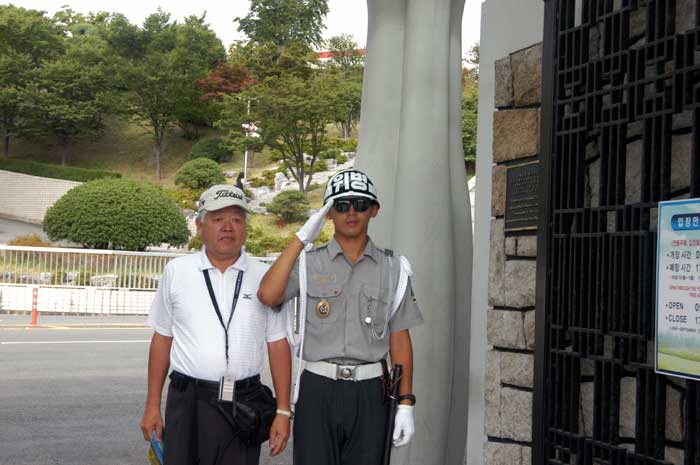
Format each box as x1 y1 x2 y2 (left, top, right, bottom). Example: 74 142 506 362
139 184 292 465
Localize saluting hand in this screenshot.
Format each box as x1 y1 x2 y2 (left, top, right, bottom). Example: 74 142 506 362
296 200 333 246
268 414 291 456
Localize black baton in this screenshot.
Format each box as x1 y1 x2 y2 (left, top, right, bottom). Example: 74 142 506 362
382 363 403 465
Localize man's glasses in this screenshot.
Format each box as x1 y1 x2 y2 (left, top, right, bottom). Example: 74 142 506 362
333 198 372 213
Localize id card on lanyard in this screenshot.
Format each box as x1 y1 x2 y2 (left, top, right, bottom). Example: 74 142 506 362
203 269 244 406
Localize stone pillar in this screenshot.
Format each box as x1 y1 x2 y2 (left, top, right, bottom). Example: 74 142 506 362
356 1 472 464
485 42 542 465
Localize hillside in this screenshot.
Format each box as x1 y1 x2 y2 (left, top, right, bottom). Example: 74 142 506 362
3 117 279 188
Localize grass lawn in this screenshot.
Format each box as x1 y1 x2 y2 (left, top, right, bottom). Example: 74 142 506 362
4 117 284 188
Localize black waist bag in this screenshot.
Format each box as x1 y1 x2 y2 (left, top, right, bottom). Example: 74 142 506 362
215 384 277 445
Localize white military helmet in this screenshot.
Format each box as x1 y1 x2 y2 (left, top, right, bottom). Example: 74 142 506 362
323 169 379 205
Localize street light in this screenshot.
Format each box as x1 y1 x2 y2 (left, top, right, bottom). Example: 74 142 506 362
240 122 260 179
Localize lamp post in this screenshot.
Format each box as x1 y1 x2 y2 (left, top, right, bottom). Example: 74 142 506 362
240 97 259 179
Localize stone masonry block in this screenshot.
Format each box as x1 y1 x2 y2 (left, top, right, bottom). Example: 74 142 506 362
677 0 697 33
485 350 502 436
500 387 532 442
626 140 643 204
619 377 637 437
484 442 526 465
488 309 528 349
492 165 507 217
666 447 684 465
505 260 536 307
493 109 540 163
671 133 691 193
489 219 506 306
666 386 683 442
516 235 537 257
505 237 517 255
511 43 543 106
524 310 536 350
495 56 514 108
580 381 594 437
500 352 534 388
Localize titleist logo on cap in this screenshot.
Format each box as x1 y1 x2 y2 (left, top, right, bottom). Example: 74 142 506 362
214 189 243 200
330 171 370 195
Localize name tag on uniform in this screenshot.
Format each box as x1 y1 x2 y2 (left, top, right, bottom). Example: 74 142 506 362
314 274 337 284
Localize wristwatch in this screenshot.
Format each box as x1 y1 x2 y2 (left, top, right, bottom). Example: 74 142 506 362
397 394 416 406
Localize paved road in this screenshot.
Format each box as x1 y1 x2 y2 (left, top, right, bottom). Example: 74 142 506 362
0 323 293 465
0 217 44 244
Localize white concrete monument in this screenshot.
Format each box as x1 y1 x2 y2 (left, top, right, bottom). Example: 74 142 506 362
355 1 472 464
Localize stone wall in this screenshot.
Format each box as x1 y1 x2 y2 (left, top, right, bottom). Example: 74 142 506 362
485 42 542 465
0 170 80 225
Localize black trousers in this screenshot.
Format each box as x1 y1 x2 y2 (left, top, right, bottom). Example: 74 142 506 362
163 372 261 465
293 370 389 465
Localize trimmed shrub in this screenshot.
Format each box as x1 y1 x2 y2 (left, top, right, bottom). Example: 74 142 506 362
187 234 203 251
174 158 226 189
43 179 190 250
189 137 231 163
320 148 341 159
341 139 358 152
249 169 277 188
0 159 121 182
165 187 203 210
266 191 310 223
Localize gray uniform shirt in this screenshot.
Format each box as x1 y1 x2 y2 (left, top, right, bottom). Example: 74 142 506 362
283 237 424 364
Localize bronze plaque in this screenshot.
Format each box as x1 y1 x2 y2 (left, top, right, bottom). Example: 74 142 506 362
505 161 539 232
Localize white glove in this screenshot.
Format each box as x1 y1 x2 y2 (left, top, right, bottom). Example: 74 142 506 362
296 200 333 245
392 405 415 448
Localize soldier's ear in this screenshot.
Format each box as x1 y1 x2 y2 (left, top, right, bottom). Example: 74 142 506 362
370 203 380 218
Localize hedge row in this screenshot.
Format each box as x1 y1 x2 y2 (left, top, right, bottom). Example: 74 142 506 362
0 159 121 182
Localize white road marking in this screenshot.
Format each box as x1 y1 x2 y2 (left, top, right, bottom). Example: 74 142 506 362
1 340 150 345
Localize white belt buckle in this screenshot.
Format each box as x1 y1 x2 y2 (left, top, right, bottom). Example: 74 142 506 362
336 365 357 381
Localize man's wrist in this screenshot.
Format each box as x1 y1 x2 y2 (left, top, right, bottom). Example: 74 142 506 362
276 408 294 420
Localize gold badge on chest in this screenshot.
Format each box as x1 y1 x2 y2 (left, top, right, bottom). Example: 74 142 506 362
316 299 331 318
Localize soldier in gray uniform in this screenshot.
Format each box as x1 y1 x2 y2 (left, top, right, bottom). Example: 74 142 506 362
258 169 423 465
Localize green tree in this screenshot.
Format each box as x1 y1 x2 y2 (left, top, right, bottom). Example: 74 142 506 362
43 178 190 250
236 0 329 49
325 34 364 70
462 67 478 165
0 5 63 159
218 72 341 192
20 26 112 165
111 11 225 179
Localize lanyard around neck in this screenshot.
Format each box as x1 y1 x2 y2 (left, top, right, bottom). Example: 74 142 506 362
203 268 244 369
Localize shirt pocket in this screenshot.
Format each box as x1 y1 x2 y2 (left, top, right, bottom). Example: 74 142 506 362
360 284 392 340
307 282 342 325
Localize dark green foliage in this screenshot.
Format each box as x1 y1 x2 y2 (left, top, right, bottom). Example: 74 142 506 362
189 137 231 162
249 169 277 188
0 159 121 181
43 178 190 250
174 158 225 189
266 190 309 223
236 0 329 49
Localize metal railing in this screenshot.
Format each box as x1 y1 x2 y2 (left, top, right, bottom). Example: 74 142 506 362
0 245 275 315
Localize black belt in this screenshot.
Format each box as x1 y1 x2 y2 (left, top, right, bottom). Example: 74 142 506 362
169 371 261 397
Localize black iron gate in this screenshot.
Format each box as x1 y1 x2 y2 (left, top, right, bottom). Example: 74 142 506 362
534 0 700 464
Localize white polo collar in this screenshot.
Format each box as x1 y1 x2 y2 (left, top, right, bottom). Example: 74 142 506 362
197 246 248 272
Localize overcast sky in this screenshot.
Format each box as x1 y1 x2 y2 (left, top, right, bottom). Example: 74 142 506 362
10 0 483 54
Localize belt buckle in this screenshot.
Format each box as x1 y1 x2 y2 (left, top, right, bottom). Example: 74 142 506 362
336 365 357 381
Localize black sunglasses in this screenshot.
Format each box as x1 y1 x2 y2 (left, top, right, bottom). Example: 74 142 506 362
333 197 372 213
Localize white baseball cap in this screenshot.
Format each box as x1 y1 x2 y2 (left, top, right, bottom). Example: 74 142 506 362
198 184 250 213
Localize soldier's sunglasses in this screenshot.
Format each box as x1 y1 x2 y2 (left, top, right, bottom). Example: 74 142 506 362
333 197 372 213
